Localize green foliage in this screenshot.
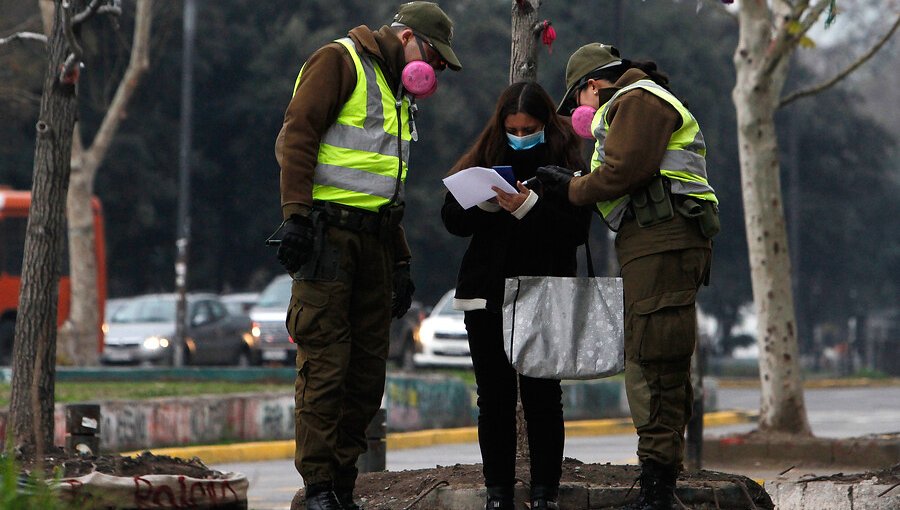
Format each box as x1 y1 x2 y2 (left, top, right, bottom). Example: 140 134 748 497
0 381 293 409
852 367 890 380
0 450 70 510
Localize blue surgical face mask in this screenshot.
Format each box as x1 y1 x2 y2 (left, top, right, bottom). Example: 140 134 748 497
506 130 545 151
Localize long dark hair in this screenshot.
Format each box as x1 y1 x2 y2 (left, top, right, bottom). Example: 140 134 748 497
449 81 586 175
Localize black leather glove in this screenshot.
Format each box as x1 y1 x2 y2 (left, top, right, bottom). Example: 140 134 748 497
536 165 574 200
276 214 315 273
391 263 415 318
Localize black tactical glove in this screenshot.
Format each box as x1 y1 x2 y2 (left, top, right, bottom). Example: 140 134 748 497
391 262 415 318
276 214 315 273
535 165 574 200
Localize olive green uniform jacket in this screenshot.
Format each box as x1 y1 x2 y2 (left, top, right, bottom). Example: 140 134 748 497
275 25 412 263
569 68 713 467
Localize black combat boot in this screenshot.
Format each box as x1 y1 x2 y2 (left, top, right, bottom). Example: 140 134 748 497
484 485 515 510
305 483 343 510
530 484 560 509
334 490 362 510
622 459 678 509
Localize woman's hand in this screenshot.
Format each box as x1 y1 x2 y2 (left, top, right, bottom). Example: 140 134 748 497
492 181 531 212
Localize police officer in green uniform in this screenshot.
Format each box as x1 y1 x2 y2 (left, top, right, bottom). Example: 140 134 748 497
273 3 461 509
537 43 719 510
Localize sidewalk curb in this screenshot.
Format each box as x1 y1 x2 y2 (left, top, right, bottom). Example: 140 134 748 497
126 410 757 465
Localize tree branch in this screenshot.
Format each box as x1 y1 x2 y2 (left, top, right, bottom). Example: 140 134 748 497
59 0 84 83
81 0 153 173
72 0 104 25
795 0 832 36
780 11 900 107
763 0 831 77
71 0 122 25
0 32 48 46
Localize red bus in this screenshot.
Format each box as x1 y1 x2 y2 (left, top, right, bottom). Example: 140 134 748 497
0 188 107 364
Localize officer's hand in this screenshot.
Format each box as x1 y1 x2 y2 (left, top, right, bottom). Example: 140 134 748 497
391 263 415 318
536 165 574 200
276 214 315 273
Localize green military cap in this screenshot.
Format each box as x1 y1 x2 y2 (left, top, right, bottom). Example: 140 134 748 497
556 43 622 114
393 1 462 71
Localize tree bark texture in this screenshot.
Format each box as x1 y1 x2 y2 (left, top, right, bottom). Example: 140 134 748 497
62 0 152 366
510 0 541 84
510 0 543 461
732 0 812 435
9 0 83 453
60 163 99 365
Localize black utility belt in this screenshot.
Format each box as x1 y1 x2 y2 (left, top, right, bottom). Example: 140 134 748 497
312 201 404 235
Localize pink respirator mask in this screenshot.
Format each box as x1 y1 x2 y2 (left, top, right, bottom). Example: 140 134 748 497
401 60 438 99
571 105 598 140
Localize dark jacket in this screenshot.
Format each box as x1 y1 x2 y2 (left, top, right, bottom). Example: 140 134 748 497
442 144 591 312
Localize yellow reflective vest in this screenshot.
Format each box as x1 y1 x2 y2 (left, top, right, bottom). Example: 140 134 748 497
293 38 412 212
590 79 717 229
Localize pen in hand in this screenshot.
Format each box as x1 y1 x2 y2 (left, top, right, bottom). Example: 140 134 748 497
521 176 540 189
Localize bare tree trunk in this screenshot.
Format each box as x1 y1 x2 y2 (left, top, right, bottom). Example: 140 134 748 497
732 0 812 436
60 149 99 365
509 0 543 462
38 0 54 33
510 0 541 83
59 0 153 366
9 0 83 453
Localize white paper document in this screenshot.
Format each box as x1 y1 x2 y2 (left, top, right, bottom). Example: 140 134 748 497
442 166 518 209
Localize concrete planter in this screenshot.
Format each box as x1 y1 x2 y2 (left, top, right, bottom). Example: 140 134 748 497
57 471 248 510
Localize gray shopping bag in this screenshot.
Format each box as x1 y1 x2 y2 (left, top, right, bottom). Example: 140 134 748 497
502 276 624 380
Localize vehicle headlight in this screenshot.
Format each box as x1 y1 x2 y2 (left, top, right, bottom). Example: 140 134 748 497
143 336 170 350
417 322 435 349
251 322 261 338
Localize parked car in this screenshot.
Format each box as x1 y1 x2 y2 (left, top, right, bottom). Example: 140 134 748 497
101 293 254 366
413 289 472 368
105 297 132 319
250 274 427 368
221 292 259 317
249 275 296 365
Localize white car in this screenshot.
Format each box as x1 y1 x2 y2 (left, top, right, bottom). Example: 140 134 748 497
413 289 472 368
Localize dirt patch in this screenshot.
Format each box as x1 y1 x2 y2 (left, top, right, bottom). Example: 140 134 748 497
293 457 774 509
705 430 900 479
15 446 229 480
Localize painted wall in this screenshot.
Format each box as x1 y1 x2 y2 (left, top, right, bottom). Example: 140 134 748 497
0 374 715 451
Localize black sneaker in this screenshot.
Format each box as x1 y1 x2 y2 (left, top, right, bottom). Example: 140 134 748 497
530 497 559 509
530 484 560 509
485 485 514 510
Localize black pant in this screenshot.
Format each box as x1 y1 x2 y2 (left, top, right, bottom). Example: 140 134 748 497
464 309 564 490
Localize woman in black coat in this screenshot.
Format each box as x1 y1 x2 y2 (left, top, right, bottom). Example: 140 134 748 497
441 81 590 510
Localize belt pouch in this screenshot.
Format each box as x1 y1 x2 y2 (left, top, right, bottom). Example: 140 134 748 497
697 200 720 239
630 175 674 227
